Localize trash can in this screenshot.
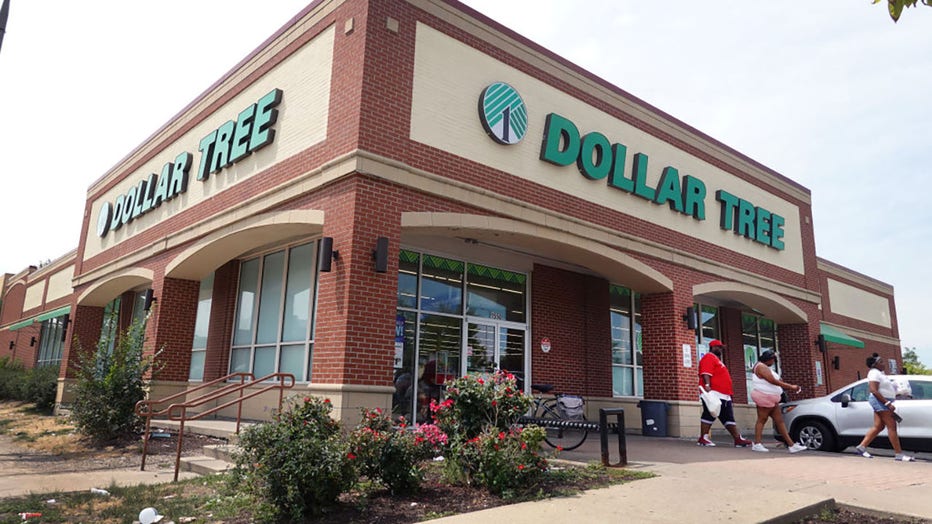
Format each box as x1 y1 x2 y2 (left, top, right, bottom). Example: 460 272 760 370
637 400 669 437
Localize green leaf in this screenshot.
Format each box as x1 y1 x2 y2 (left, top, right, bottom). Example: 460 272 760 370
890 0 905 21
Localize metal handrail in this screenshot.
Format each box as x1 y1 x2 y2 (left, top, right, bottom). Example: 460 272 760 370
135 372 295 481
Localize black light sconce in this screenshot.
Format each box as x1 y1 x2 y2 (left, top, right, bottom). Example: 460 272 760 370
832 355 840 370
683 307 698 331
30 336 36 347
8 341 13 350
372 237 389 273
816 334 827 353
61 314 70 342
143 288 157 312
318 237 339 272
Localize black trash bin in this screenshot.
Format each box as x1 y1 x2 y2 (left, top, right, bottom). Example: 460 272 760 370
637 400 669 437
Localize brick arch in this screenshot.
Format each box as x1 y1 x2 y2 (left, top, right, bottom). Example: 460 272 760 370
165 209 325 280
693 281 807 323
76 268 154 307
401 212 673 293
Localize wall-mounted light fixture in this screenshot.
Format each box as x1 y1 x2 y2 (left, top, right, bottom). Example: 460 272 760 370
30 336 36 347
832 355 840 370
683 307 698 331
318 237 339 272
143 288 157 312
816 334 827 353
8 341 13 350
372 237 389 273
61 314 71 342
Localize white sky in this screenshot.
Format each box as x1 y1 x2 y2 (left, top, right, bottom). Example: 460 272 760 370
1 1 930 364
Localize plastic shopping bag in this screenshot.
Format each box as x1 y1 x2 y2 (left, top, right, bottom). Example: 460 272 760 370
699 387 722 418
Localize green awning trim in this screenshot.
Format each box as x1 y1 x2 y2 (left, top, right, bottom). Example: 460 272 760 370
8 318 35 331
820 323 865 349
35 305 70 323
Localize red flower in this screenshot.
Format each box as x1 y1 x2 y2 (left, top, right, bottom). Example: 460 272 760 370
347 452 356 460
556 446 563 452
303 396 311 403
324 398 331 404
491 400 497 407
518 464 525 470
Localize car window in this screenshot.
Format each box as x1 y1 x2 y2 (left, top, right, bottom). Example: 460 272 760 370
907 380 930 400
849 382 870 402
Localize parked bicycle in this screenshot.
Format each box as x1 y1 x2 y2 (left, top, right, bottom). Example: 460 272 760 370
528 383 589 451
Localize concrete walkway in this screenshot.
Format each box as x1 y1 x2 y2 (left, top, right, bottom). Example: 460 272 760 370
2 423 930 523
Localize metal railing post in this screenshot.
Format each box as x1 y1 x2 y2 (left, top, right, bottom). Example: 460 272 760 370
599 408 627 467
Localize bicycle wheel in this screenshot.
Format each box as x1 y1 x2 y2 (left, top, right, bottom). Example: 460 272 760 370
538 399 588 451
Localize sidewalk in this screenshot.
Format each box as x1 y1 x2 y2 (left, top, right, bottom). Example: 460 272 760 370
2 428 930 523
434 432 932 524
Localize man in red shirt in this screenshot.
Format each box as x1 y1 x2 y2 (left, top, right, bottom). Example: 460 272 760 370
698 339 752 447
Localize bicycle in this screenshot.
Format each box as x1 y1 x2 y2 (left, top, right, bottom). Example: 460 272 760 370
528 383 589 451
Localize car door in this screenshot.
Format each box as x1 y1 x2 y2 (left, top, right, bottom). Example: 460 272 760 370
894 378 932 441
833 381 876 439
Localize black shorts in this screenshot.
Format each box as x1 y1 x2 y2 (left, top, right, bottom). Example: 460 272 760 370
700 397 737 426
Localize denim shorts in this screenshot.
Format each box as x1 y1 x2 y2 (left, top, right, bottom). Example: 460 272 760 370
868 395 890 412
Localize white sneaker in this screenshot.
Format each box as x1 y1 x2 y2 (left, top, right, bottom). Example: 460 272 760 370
789 442 808 453
751 443 769 452
855 445 873 458
895 453 915 462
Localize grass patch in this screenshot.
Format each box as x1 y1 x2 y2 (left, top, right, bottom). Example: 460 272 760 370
0 474 245 524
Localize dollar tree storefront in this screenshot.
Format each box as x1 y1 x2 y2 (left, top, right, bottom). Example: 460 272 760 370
38 0 899 436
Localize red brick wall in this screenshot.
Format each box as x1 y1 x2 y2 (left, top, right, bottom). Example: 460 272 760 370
204 260 239 381
63 305 104 379
530 264 611 397
150 278 200 381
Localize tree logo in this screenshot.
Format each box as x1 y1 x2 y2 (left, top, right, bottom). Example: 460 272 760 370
478 83 527 145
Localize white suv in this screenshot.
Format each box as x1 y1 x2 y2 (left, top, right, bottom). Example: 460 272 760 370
780 374 932 452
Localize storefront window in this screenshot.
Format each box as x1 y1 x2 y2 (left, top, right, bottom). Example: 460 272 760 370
36 316 65 368
229 240 318 382
611 285 642 397
743 313 779 402
465 263 526 322
394 249 527 421
189 273 214 381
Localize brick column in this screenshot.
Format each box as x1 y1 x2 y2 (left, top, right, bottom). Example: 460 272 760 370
640 289 698 401
62 304 104 379
149 278 200 381
778 322 825 396
203 261 238 381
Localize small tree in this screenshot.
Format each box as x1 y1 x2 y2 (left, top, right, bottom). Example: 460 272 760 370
902 347 931 375
70 314 157 443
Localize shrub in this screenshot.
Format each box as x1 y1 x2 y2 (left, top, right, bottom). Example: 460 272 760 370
431 371 531 441
0 358 26 400
430 371 547 494
24 365 60 412
70 315 156 443
349 409 447 495
232 396 357 522
458 425 548 496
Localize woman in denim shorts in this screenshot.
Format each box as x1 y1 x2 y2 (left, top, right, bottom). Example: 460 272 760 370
855 353 913 461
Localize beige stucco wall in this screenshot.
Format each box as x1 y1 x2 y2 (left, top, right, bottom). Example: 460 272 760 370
84 25 336 260
410 23 804 274
826 278 892 328
23 281 45 311
46 265 75 303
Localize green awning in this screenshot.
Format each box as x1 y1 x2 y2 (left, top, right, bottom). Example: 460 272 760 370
820 323 865 349
35 305 70 322
7 318 35 331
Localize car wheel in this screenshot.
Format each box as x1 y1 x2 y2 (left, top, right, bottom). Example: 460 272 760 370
794 420 836 451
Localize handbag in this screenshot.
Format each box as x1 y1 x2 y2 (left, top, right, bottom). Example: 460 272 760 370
699 387 722 418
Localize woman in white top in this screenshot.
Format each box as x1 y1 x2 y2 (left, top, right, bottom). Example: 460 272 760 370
855 353 913 461
750 350 806 453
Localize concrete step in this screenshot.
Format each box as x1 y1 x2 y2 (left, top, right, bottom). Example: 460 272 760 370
179 455 233 475
203 444 238 463
153 419 253 441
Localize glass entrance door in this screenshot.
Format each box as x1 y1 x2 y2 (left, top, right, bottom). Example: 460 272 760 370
465 321 526 380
